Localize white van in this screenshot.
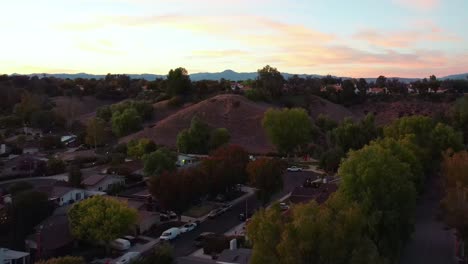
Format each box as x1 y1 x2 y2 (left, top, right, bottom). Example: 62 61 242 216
159 227 180 241
110 238 131 251
114 252 140 264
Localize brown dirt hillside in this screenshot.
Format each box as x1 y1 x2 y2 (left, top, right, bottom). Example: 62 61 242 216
121 94 276 154
151 100 194 124
307 95 359 122
52 96 115 123
349 99 451 125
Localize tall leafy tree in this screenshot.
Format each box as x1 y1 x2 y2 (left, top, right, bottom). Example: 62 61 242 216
68 196 138 251
176 116 211 154
85 118 108 147
209 128 230 150
441 151 468 261
127 138 157 159
111 108 142 137
247 158 285 204
262 108 312 155
167 67 191 97
257 65 285 98
143 147 177 176
338 144 416 260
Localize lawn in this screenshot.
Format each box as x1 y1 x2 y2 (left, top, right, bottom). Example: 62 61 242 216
184 203 218 218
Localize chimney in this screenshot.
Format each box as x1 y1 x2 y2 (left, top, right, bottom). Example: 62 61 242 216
229 239 237 251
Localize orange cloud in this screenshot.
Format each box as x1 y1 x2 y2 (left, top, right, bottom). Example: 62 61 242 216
353 27 460 48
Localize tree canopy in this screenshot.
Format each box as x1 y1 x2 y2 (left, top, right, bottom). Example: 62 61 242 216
127 138 157 159
111 108 142 137
338 144 416 260
247 158 285 204
247 194 387 264
262 108 312 154
68 196 138 245
143 147 177 176
85 118 108 147
257 65 285 99
167 67 191 97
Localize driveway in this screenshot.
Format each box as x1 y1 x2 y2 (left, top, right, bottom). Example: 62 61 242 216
400 176 456 264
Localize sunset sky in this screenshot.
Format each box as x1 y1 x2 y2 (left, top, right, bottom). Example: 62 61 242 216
1 0 467 77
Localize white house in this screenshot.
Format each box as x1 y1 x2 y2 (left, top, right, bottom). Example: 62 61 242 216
0 248 30 264
176 154 207 167
46 186 86 206
82 174 125 192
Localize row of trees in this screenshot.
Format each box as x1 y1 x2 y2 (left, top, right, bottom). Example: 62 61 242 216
248 114 464 262
176 116 230 154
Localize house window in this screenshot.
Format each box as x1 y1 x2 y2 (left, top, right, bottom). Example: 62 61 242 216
76 193 82 201
98 187 102 191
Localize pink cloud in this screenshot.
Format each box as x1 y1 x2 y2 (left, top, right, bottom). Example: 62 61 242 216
393 0 440 10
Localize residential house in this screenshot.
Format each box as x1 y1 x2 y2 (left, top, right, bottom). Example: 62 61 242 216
111 196 160 234
36 186 86 206
320 84 342 93
56 149 99 163
0 154 48 178
81 174 125 192
177 248 252 264
176 154 206 167
0 144 11 156
0 248 30 264
25 207 74 261
22 141 40 155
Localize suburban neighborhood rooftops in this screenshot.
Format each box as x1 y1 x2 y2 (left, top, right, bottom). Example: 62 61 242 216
36 186 77 199
81 174 108 186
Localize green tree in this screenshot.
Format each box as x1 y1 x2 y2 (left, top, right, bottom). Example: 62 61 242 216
209 128 230 150
127 138 157 159
247 158 284 204
262 108 312 155
96 105 112 121
9 190 52 248
143 148 177 176
35 256 85 264
338 144 416 260
68 196 138 250
319 146 345 172
247 194 386 264
167 67 191 97
85 118 108 147
30 110 56 129
176 116 211 154
332 114 379 153
440 151 468 262
111 108 142 137
14 92 41 123
47 157 66 175
257 65 285 98
370 138 424 192
68 165 82 188
452 95 468 143
8 181 33 196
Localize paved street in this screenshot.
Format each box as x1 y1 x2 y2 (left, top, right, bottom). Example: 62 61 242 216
400 175 456 264
170 171 319 257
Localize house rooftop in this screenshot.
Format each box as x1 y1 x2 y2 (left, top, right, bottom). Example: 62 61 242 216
36 186 77 199
81 174 108 186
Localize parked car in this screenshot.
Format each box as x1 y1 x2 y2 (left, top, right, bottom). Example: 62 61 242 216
114 252 141 264
221 203 232 212
194 232 216 247
160 227 181 241
110 238 131 251
287 166 302 172
122 235 136 245
208 208 224 219
279 202 290 211
180 222 197 233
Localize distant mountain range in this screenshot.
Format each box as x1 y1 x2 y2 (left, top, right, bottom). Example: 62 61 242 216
20 69 468 82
